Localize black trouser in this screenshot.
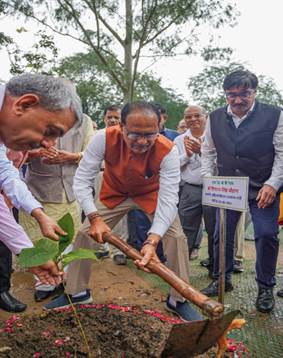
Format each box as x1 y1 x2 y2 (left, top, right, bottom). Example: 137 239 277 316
0 241 12 293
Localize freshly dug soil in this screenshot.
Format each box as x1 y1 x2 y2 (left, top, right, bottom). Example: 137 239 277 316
0 304 180 358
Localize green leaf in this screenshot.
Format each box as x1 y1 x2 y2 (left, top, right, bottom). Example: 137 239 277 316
57 213 75 256
61 249 97 267
19 239 59 268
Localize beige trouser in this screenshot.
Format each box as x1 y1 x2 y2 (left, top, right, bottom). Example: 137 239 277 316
234 212 245 262
94 171 128 257
234 210 252 262
66 198 190 302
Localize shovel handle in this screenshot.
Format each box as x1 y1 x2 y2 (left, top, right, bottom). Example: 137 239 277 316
103 232 224 318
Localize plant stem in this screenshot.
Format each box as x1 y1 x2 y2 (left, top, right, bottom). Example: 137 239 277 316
64 285 92 357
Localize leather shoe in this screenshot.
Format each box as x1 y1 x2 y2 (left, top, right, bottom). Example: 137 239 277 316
113 254 127 265
233 260 244 274
277 289 283 298
189 248 199 260
200 258 211 268
201 280 233 297
0 291 27 312
256 287 275 313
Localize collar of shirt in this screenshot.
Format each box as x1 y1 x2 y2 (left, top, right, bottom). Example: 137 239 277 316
0 85 5 111
227 101 255 127
184 128 205 142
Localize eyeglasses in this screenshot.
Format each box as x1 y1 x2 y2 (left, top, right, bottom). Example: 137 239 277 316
123 127 158 141
225 89 256 100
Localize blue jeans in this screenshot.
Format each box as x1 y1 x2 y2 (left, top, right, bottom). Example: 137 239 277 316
213 196 279 287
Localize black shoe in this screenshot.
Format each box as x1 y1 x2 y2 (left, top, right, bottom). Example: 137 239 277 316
34 290 53 302
233 260 244 274
113 254 127 265
256 287 275 313
201 280 233 297
277 289 283 298
200 258 211 268
34 283 65 302
95 251 110 259
0 291 27 312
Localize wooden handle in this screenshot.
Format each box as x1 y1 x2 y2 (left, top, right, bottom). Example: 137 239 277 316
103 232 224 318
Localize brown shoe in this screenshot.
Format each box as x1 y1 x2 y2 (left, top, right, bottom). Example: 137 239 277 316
190 248 199 260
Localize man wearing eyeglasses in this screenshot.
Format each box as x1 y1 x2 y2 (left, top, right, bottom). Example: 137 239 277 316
45 101 202 322
201 70 283 313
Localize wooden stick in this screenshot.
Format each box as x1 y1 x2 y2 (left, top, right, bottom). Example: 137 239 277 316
103 232 224 318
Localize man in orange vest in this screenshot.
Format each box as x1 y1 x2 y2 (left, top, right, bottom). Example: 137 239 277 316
45 101 202 321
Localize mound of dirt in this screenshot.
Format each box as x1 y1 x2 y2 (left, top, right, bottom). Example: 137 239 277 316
0 304 181 358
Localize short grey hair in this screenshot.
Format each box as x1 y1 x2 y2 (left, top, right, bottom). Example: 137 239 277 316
6 74 83 124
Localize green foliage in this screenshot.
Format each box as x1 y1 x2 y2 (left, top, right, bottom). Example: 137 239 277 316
19 239 58 268
19 213 96 269
134 73 186 128
61 248 98 267
8 31 58 75
188 62 283 112
57 213 75 256
55 51 187 128
55 52 123 125
4 0 238 101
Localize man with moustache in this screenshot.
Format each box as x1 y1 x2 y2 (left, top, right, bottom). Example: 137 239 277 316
45 101 202 322
103 105 121 127
201 70 283 313
0 73 82 312
174 106 216 267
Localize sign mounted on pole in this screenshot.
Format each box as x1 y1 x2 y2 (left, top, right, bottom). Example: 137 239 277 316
202 176 249 212
202 176 249 304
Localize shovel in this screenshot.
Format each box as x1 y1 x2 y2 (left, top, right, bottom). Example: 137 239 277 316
102 232 239 357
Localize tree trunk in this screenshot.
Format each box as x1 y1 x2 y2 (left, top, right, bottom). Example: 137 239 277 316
124 0 133 103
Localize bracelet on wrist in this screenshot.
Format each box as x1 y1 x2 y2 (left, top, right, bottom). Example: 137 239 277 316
88 212 101 223
143 237 158 248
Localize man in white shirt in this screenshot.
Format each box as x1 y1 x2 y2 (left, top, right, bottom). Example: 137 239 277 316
174 106 216 269
0 73 82 311
45 101 202 322
201 70 283 313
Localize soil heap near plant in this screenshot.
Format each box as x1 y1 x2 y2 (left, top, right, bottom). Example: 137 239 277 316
0 304 181 358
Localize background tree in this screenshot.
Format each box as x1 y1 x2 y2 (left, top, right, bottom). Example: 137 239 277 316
2 0 238 102
56 51 187 127
188 62 283 112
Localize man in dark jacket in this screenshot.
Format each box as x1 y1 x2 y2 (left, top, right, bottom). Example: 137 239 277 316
200 70 283 313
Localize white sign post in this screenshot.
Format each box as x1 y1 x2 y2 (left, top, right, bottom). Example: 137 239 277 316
202 176 249 304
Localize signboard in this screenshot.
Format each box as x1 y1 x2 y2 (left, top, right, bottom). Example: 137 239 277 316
202 176 249 212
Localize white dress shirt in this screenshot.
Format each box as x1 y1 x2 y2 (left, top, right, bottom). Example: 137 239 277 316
174 129 204 185
73 129 181 237
0 85 42 213
0 84 36 253
201 103 283 191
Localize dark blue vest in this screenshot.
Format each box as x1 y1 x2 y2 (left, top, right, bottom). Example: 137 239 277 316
210 101 281 198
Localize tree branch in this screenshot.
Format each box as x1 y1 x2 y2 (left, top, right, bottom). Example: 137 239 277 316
82 0 100 49
131 1 158 96
97 13 124 46
143 13 184 47
57 0 126 92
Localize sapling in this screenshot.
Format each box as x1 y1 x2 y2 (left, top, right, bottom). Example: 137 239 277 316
19 213 95 356
19 213 97 269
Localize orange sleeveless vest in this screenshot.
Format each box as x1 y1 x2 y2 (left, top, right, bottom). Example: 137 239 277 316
100 126 173 214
